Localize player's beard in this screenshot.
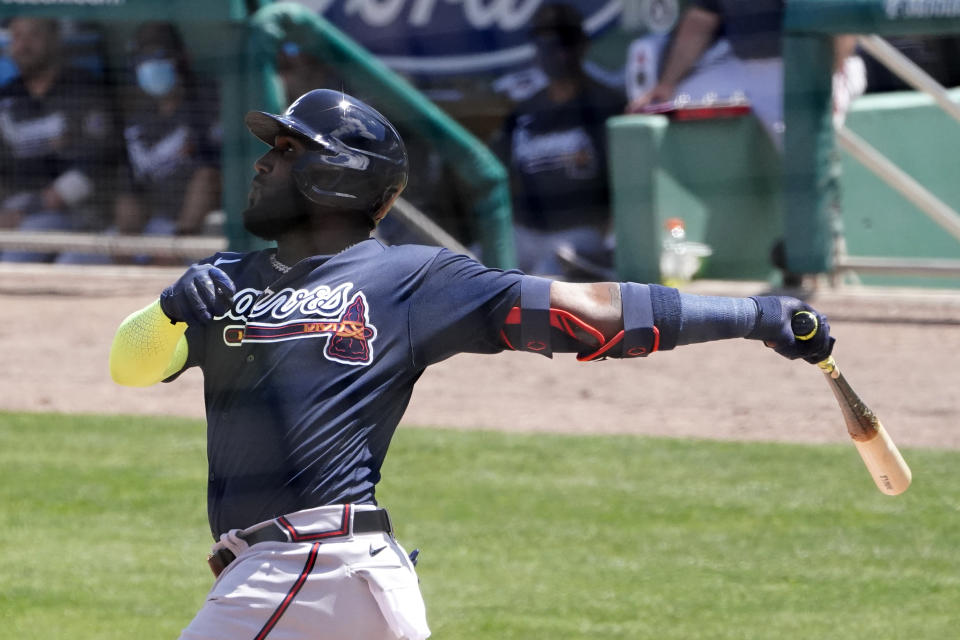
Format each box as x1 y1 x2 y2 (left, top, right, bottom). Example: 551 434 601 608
242 178 311 240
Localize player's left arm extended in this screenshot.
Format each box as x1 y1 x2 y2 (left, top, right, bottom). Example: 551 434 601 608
500 279 833 363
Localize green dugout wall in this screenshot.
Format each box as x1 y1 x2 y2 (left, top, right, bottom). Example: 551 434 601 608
608 112 782 284
783 0 960 278
838 88 960 288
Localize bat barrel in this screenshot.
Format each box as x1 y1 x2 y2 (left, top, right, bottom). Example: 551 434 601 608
854 425 913 495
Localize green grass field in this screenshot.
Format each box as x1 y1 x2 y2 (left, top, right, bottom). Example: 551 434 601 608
1 411 957 639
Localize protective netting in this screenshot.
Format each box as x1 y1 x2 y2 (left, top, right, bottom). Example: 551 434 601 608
0 18 223 264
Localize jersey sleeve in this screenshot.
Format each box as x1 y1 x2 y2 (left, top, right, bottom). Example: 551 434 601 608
408 250 523 367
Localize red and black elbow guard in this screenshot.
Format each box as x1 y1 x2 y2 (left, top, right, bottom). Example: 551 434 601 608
499 279 677 360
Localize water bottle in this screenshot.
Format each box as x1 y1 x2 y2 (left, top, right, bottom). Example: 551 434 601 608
659 217 711 287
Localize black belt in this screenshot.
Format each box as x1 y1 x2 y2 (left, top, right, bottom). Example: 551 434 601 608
208 508 393 577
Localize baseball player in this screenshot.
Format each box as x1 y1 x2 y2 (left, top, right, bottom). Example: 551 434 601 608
109 89 834 640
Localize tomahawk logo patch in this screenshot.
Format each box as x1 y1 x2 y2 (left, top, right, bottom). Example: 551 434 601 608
218 283 377 366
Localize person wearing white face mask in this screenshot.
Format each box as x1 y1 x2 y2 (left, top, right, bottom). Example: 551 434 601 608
113 21 222 263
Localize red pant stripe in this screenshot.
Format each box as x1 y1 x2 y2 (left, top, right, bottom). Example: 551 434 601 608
253 542 321 640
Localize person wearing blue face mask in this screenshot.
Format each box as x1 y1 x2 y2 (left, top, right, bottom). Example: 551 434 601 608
113 21 221 262
135 55 178 98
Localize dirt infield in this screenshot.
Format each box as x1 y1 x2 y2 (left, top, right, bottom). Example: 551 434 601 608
2 263 959 449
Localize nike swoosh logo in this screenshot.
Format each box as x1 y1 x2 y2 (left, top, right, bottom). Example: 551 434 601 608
369 545 388 557
214 257 242 266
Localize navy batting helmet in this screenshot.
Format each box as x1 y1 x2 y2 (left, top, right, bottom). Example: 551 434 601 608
244 89 408 226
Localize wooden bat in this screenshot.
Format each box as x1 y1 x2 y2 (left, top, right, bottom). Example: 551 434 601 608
792 311 912 496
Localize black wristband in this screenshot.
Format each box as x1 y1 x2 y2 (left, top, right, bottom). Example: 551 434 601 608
649 284 682 351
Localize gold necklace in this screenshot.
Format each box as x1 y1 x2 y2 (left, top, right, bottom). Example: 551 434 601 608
269 241 361 274
268 253 291 274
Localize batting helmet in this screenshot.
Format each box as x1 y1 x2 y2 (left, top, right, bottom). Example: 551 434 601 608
244 89 408 225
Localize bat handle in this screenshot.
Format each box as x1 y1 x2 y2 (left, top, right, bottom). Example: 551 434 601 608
791 310 837 375
791 310 819 341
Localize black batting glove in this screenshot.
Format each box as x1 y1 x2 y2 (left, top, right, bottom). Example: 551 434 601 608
159 264 236 326
747 296 835 364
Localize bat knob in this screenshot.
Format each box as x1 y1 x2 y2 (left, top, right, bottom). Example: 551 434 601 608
791 311 819 341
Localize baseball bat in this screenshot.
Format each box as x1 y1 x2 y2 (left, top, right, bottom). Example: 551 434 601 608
792 311 912 496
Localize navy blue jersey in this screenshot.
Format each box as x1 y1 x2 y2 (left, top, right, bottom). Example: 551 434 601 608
170 239 524 537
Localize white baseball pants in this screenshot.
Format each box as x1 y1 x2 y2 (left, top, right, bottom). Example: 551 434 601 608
179 505 430 640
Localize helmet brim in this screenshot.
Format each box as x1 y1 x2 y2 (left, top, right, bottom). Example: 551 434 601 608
244 110 327 148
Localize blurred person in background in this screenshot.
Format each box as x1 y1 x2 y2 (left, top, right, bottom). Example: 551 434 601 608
492 2 624 278
0 16 119 263
626 0 865 149
112 21 221 262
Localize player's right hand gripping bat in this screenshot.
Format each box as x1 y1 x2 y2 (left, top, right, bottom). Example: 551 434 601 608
792 311 912 496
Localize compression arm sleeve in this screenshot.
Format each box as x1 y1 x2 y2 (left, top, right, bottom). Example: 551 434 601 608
109 299 189 387
675 293 758 345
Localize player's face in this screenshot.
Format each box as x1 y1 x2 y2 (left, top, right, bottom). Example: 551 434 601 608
9 18 60 77
242 134 311 240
